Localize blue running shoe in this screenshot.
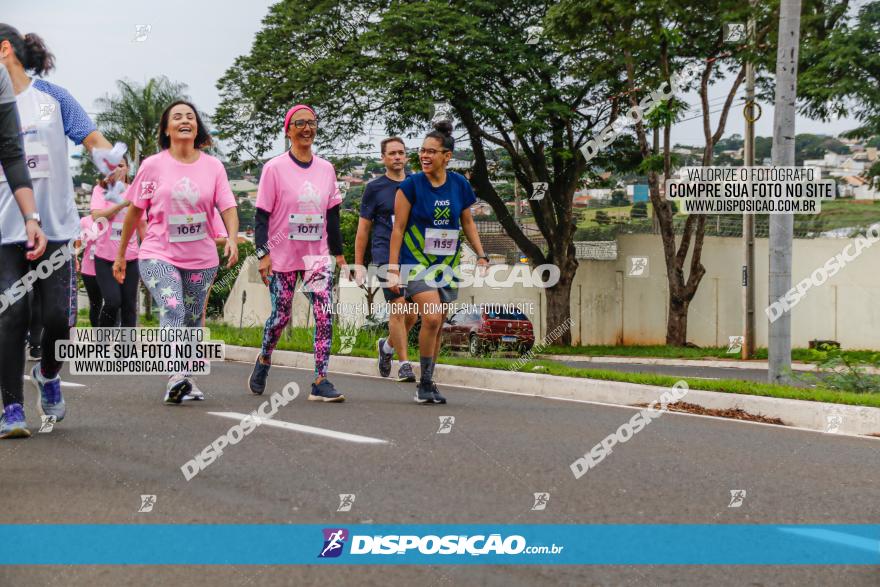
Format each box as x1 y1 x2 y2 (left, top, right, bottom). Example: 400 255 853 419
414 382 436 404
397 362 416 382
249 356 271 395
429 382 447 405
0 403 30 439
309 379 345 402
30 364 65 422
377 338 393 378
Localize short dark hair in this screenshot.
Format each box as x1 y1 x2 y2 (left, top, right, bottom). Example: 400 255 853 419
380 136 405 155
426 120 454 151
158 100 212 150
0 24 55 76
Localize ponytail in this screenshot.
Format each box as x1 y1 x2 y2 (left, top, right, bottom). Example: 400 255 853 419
0 24 55 76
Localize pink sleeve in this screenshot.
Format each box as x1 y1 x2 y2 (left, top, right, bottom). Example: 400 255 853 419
327 164 343 209
211 210 228 238
213 160 237 212
255 164 275 213
128 159 157 209
89 186 106 211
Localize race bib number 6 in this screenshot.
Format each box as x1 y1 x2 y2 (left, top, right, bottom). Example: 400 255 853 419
168 212 208 243
0 144 50 182
289 213 324 241
424 227 459 255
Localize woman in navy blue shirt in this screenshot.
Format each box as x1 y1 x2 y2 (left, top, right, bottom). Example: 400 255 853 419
387 120 489 405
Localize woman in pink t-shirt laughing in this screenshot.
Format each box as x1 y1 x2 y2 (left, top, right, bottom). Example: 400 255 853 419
247 104 347 402
114 101 239 404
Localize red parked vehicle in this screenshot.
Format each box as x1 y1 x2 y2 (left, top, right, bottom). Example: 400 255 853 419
441 304 535 356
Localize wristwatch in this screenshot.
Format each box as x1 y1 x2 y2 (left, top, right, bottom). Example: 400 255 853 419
255 247 269 260
23 212 41 226
478 254 490 262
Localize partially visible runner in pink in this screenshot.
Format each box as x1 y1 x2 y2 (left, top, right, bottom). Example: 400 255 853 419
114 100 239 404
77 215 101 327
247 104 348 402
90 155 145 327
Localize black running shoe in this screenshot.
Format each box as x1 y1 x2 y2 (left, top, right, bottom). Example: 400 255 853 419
248 356 271 395
377 338 393 378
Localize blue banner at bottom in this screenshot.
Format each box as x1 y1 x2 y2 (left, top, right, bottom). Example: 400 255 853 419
0 525 877 565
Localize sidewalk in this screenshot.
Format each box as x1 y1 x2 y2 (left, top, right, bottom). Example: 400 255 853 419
223 345 880 438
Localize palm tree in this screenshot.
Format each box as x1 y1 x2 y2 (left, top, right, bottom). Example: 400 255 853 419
94 76 190 165
90 76 190 320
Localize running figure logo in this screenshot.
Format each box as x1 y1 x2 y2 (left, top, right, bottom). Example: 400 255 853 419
825 413 843 434
337 494 355 512
133 24 152 43
724 23 746 43
628 256 649 277
318 528 349 558
727 336 744 354
339 336 355 355
530 182 548 201
38 103 55 121
728 490 746 508
436 416 455 434
138 495 157 513
531 492 550 511
525 25 543 45
38 415 56 433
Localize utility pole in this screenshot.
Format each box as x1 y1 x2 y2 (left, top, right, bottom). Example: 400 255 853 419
769 0 802 384
742 3 757 360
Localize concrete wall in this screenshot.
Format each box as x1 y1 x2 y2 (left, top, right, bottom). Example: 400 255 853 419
221 233 880 350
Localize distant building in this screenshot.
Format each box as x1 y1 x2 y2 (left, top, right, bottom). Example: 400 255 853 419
627 184 649 203
229 179 258 194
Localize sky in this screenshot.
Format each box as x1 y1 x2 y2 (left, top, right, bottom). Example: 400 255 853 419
9 0 863 164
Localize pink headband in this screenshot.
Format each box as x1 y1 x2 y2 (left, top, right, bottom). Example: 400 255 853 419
283 104 317 132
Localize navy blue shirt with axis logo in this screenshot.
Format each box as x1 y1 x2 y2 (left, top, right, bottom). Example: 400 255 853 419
359 173 408 265
398 171 476 286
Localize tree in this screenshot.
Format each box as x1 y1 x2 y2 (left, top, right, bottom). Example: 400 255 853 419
631 201 648 220
595 210 611 225
797 2 880 139
610 190 630 207
549 0 855 345
213 0 632 345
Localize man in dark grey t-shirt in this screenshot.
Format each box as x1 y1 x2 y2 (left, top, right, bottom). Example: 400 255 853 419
354 137 417 382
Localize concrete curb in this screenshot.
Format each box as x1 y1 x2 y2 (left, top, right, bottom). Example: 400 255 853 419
224 345 880 438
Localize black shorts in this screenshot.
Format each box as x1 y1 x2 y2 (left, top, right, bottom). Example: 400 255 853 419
400 279 459 303
381 284 405 303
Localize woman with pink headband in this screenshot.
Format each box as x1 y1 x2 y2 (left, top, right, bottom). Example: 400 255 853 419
248 104 347 402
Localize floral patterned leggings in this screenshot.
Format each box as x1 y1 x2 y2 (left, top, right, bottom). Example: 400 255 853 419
260 268 333 378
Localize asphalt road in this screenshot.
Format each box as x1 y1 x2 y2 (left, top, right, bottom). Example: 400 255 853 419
1 359 878 586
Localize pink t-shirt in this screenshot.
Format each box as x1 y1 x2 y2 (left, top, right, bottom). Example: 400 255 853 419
79 216 96 276
255 153 342 272
90 185 139 262
127 150 237 270
210 209 228 238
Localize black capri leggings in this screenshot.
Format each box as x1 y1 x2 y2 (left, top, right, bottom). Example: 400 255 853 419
81 273 102 327
0 241 77 408
95 258 139 327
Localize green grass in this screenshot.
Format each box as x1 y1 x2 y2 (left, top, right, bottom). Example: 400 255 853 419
71 314 880 407
811 200 880 231
541 344 879 364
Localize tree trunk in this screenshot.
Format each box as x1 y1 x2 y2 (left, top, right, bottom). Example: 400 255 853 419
543 252 577 346
666 294 689 346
